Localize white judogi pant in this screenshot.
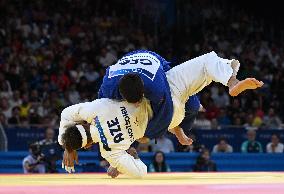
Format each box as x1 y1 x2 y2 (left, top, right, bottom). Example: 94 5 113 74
167 51 234 129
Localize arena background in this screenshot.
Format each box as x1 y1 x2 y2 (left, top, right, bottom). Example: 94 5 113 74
0 0 284 193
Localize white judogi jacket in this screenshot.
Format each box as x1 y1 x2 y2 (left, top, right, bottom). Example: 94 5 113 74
58 98 153 177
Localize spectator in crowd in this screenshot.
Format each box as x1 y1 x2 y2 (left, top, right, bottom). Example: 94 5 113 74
84 64 100 83
193 149 217 172
243 114 259 130
205 99 220 120
150 135 175 153
148 151 171 172
241 130 263 153
266 134 284 153
0 97 12 119
229 99 242 117
19 95 31 119
232 117 243 127
212 137 233 153
0 113 7 129
68 84 81 104
211 86 230 108
217 109 232 127
0 112 8 151
194 112 211 129
9 90 22 108
0 0 282 132
210 118 220 130
98 48 118 67
0 72 13 98
252 100 264 119
37 128 61 173
38 127 57 145
22 143 46 174
37 99 52 118
263 108 282 129
8 106 21 125
28 107 41 125
51 69 71 91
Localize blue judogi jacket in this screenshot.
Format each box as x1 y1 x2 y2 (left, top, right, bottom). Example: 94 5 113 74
98 50 199 138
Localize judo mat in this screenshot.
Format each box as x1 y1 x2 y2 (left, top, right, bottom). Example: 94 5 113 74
0 172 284 194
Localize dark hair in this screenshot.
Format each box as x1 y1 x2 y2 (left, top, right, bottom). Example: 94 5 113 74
118 73 144 103
271 134 280 139
218 137 227 143
152 151 167 172
29 143 41 156
61 126 82 151
196 149 210 165
201 148 210 155
12 106 20 112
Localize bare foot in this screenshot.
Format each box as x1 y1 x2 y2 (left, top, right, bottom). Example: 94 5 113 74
177 134 193 146
229 78 264 96
172 126 193 145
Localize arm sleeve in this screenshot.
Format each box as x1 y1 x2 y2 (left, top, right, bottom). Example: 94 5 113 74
229 145 233 153
148 164 155 172
38 165 46 173
266 144 270 153
58 102 96 145
241 142 247 153
162 61 171 72
169 141 175 152
22 158 29 170
107 151 147 178
166 164 171 172
258 142 263 153
212 145 218 153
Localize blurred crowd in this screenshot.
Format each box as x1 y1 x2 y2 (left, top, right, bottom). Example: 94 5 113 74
0 0 138 129
176 1 284 130
0 0 284 154
0 0 283 131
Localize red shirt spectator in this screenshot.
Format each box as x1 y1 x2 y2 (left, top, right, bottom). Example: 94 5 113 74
205 99 220 120
51 70 70 91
